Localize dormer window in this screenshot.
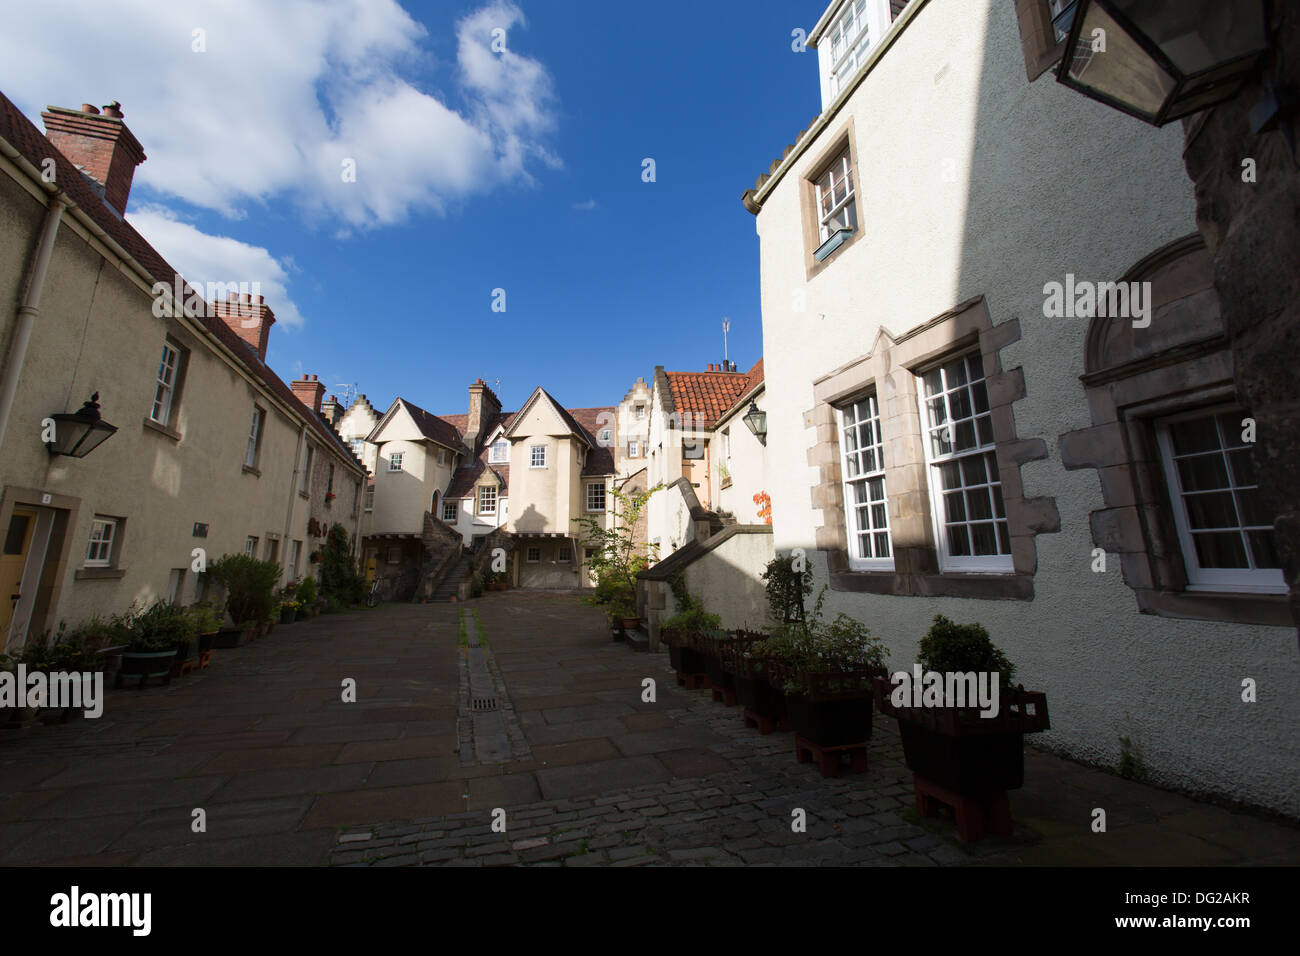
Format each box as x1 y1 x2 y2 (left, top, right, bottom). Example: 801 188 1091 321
820 1 899 104
489 440 508 463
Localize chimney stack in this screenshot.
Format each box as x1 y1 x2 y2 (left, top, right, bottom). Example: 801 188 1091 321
41 101 146 215
321 394 344 425
292 374 326 414
465 378 502 455
211 292 276 363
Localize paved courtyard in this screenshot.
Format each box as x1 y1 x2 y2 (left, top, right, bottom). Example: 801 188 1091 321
1 593 1296 866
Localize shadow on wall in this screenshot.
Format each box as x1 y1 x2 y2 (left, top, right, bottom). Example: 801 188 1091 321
513 502 550 535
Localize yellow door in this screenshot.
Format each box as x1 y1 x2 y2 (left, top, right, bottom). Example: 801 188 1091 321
0 509 38 647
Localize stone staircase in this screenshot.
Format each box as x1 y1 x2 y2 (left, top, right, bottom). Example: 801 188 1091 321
429 551 473 602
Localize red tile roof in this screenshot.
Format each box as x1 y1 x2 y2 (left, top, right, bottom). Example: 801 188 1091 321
665 358 763 429
0 91 363 474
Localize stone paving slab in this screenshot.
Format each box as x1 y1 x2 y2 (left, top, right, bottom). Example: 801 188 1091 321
1 595 1298 867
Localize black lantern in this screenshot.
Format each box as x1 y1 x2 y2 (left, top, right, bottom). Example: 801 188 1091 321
742 400 767 446
46 393 117 458
1055 0 1269 126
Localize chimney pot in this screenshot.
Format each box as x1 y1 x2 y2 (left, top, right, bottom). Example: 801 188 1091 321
102 101 123 118
80 103 99 114
291 375 326 415
212 295 276 362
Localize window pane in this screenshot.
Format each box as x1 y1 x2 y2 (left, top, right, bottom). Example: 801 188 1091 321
1170 417 1220 455
1177 453 1229 492
1184 492 1238 530
1227 449 1256 486
947 525 971 556
971 523 998 556
1247 530 1280 569
960 454 987 486
1193 531 1248 569
953 420 976 452
966 487 993 521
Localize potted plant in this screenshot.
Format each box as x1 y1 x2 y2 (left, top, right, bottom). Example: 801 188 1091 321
732 553 816 732
15 623 100 722
117 602 192 688
187 602 223 654
660 594 722 681
574 484 662 635
296 575 317 618
752 577 888 774
876 616 1049 806
207 554 280 647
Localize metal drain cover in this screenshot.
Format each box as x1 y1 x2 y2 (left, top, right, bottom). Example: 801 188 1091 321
472 697 498 712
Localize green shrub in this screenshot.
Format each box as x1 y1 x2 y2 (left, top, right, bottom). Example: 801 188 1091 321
761 553 814 626
187 602 223 634
130 601 196 651
208 554 281 625
295 575 317 606
320 523 364 605
17 622 99 671
917 615 1015 690
661 593 723 636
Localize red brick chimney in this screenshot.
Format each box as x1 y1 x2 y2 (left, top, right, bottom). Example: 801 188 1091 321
41 101 146 216
321 394 343 425
292 374 326 414
211 293 275 362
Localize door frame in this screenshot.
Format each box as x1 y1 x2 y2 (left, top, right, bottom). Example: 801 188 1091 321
0 485 81 652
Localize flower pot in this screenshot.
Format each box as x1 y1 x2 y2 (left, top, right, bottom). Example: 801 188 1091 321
280 607 297 625
117 649 176 688
620 616 640 631
785 692 873 749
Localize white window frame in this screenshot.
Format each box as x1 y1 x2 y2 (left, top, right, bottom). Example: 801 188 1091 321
837 394 893 571
917 351 1013 573
628 440 639 457
288 540 302 582
437 448 447 465
526 546 541 563
477 485 497 516
489 440 509 463
826 0 891 99
85 517 116 567
599 428 612 445
245 406 264 468
245 536 258 558
635 405 645 419
389 451 404 472
557 543 572 564
586 482 606 513
1156 405 1285 594
442 500 459 523
151 342 180 425
814 145 858 246
529 444 547 468
364 484 375 511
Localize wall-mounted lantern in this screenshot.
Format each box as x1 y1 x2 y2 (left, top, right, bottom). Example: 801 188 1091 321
45 392 117 458
1055 0 1270 127
742 401 768 446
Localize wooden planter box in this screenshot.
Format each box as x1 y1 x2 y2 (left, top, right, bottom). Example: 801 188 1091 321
211 627 245 649
876 679 1049 796
668 644 708 674
785 693 873 748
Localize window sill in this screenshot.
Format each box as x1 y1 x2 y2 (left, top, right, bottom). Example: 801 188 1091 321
75 567 126 581
1135 588 1292 627
142 417 181 442
830 568 1033 601
242 465 261 477
299 492 310 500
720 476 732 489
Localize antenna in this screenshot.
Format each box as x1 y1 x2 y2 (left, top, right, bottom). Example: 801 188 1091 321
721 317 731 363
332 383 359 407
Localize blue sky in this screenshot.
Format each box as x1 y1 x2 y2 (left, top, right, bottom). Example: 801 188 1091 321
0 1 822 417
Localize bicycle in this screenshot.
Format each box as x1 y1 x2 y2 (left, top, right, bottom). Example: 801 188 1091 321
365 576 382 608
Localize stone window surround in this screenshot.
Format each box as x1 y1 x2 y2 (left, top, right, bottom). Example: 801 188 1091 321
799 117 865 283
142 333 190 443
1058 236 1290 627
807 295 1058 600
1013 0 1068 81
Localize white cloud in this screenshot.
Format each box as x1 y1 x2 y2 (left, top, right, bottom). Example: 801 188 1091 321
572 198 597 211
126 205 306 328
0 0 559 228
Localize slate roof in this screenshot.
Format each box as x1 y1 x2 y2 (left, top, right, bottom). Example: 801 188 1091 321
0 91 363 474
663 358 764 429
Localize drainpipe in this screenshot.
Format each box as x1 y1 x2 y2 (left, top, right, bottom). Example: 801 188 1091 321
283 424 306 579
0 188 67 450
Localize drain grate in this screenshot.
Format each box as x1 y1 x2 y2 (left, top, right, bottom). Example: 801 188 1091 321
471 697 498 713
